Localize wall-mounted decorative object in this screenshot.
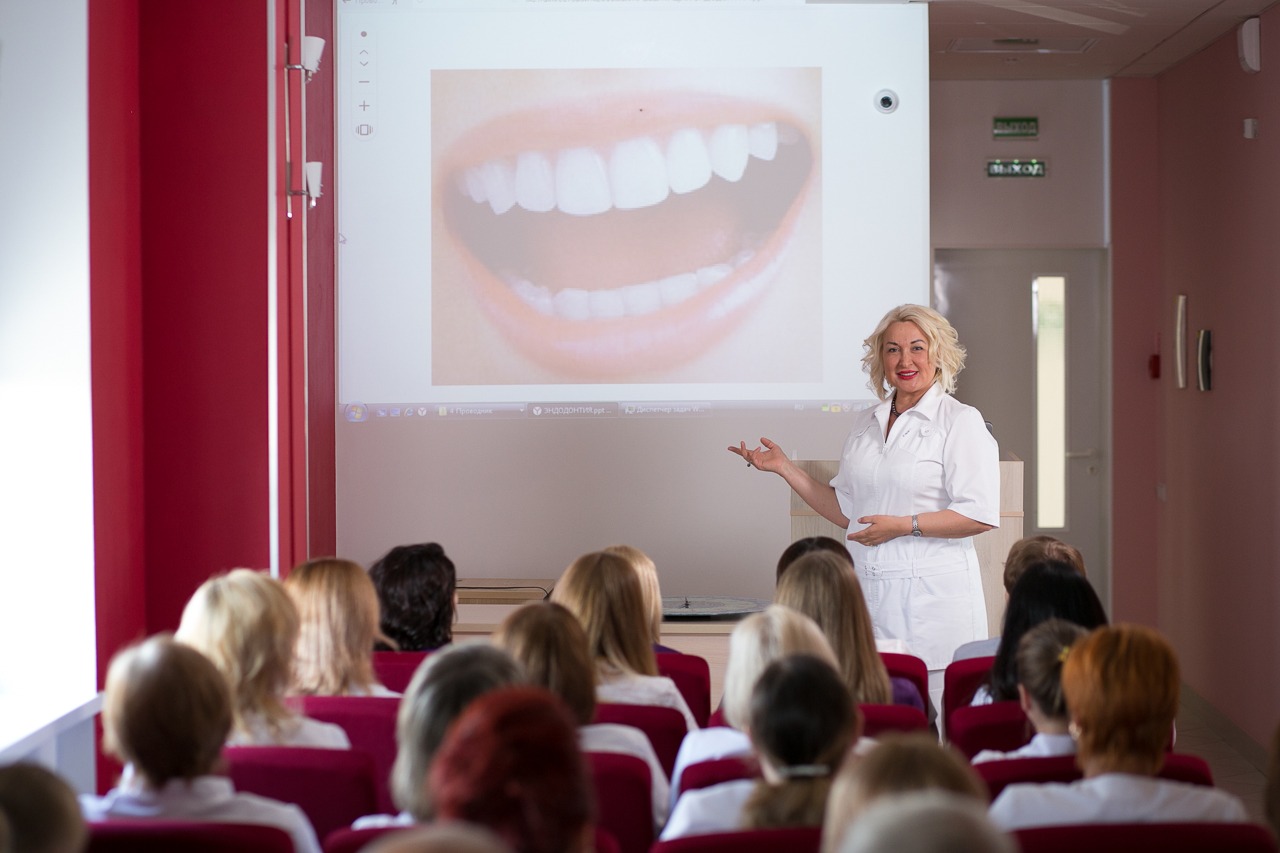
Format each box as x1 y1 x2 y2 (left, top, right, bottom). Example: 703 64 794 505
1174 295 1187 389
1197 329 1212 391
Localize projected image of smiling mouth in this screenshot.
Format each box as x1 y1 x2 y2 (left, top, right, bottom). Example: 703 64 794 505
432 68 821 384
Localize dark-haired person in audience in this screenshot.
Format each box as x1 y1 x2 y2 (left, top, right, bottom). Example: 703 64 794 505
354 642 524 828
839 791 1014 853
80 636 321 853
429 687 595 853
493 601 669 829
661 653 858 840
971 618 1085 763
821 732 987 853
176 569 350 748
286 558 398 696
775 535 852 583
953 535 1087 662
973 559 1107 705
604 544 678 653
552 551 697 730
988 623 1247 830
369 543 456 652
0 763 87 853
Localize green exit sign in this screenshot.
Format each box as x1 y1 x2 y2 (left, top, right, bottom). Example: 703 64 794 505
993 117 1039 139
987 159 1046 178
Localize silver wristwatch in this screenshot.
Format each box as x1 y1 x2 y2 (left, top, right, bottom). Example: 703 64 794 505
911 514 923 537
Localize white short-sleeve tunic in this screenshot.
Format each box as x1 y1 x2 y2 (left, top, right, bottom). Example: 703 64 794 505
830 383 999 669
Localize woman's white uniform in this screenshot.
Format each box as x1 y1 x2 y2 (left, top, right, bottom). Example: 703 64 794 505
830 383 999 670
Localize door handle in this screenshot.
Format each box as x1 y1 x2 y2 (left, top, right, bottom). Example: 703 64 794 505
1065 449 1098 460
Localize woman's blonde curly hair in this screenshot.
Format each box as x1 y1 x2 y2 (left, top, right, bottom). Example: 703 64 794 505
861 304 967 401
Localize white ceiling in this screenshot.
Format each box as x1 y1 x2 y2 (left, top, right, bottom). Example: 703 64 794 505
926 0 1278 79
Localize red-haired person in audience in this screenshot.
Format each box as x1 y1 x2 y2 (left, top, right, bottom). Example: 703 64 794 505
286 558 398 696
552 551 697 730
661 653 859 840
429 687 595 853
0 763 88 853
176 569 350 748
79 636 321 853
368 543 456 652
988 623 1247 829
493 601 669 829
971 618 1084 764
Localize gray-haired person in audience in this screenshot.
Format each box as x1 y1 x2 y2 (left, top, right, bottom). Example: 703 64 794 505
838 791 1015 853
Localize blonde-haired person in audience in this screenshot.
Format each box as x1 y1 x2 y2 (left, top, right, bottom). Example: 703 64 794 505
604 544 678 653
551 551 697 730
662 653 859 840
988 623 1247 830
971 618 1084 764
363 822 512 853
838 791 1015 853
493 601 670 830
176 569 350 748
80 636 321 853
0 763 87 853
354 642 524 828
775 551 907 708
821 732 986 853
668 604 848 810
285 557 398 696
952 535 1086 662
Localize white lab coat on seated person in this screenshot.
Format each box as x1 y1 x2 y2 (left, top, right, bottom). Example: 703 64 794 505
831 383 1000 670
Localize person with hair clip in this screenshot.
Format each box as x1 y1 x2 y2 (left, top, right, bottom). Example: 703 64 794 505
988 623 1247 829
368 542 457 652
660 653 859 840
970 618 1085 763
176 569 350 748
953 535 1087 662
732 304 1000 684
285 557 398 696
552 550 697 730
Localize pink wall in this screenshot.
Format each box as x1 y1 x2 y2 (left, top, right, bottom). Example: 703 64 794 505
1145 9 1280 745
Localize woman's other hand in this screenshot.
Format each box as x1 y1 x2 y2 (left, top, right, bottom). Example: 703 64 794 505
849 515 910 546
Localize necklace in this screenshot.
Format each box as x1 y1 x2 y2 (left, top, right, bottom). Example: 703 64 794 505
890 396 899 417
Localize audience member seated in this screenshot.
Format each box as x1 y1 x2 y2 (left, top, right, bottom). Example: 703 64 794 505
493 601 669 829
973 560 1107 706
286 558 398 697
176 569 350 749
79 636 321 853
429 687 595 853
971 618 1085 764
0 762 88 853
775 536 852 583
368 543 456 652
604 544 677 654
821 732 987 853
354 642 524 828
670 605 841 807
661 654 858 840
837 791 1016 853
953 535 1086 662
362 822 511 853
987 623 1247 830
776 551 919 710
552 551 697 730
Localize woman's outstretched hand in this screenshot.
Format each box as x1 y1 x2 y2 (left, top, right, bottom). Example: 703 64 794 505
728 437 790 475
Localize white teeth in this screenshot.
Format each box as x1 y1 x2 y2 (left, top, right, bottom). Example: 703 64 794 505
504 250 758 321
610 137 669 210
514 151 556 213
666 128 712 195
708 124 750 182
461 120 787 214
555 148 612 216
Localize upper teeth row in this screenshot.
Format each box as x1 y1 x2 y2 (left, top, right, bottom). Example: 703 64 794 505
457 121 792 217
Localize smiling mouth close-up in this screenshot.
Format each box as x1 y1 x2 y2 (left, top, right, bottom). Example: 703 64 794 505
438 92 817 380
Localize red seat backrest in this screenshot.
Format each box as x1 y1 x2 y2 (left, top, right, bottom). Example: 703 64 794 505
592 703 688 779
586 751 654 853
221 746 379 842
942 655 995 734
87 820 295 853
651 825 823 852
656 653 712 728
677 756 761 799
879 652 929 709
371 651 431 694
859 703 929 737
1014 822 1277 853
322 824 621 853
947 700 1031 759
978 752 1217 801
297 695 400 813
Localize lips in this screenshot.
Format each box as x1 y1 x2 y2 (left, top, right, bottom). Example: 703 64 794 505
437 92 816 378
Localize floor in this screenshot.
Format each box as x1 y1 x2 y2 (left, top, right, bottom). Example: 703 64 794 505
1175 698 1271 823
